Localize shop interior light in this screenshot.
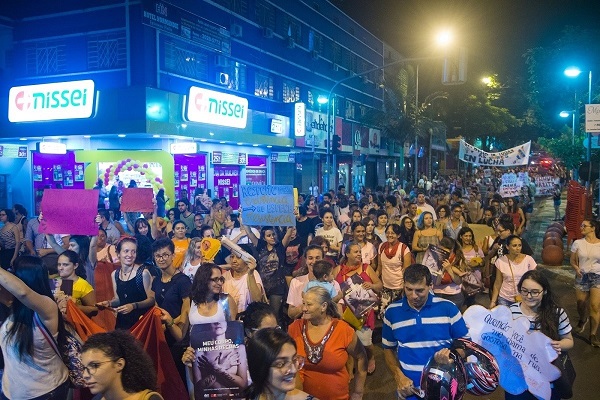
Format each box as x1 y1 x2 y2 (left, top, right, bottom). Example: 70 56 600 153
209 132 215 136
38 141 67 154
83 135 91 138
152 134 160 138
252 144 259 147
19 137 27 141
267 145 272 148
118 134 126 138
237 142 243 145
219 141 226 144
200 139 208 142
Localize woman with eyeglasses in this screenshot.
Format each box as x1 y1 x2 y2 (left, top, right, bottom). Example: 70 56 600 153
81 330 163 399
97 237 155 330
398 216 416 252
246 328 315 400
434 204 450 232
490 235 537 308
570 219 600 346
507 270 573 400
288 286 367 400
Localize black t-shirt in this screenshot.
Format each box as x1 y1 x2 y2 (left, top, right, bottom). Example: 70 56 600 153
296 217 313 244
151 273 192 344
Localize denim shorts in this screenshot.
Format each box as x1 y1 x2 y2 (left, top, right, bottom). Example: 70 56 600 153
575 272 600 291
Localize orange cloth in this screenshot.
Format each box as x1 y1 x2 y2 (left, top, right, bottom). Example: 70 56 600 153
172 238 190 268
129 307 188 400
65 300 106 341
92 260 118 331
288 319 353 400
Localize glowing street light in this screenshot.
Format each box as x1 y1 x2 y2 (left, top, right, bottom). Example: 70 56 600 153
436 30 453 47
317 95 329 105
481 76 492 85
564 66 593 164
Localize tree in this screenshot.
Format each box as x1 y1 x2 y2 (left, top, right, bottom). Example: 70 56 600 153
538 132 586 171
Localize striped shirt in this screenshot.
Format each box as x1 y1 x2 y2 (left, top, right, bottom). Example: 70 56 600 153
509 303 572 336
382 293 468 393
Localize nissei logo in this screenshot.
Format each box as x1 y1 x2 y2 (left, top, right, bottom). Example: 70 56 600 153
8 80 95 122
186 87 248 129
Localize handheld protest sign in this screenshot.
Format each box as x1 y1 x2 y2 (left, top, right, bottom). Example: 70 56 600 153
239 185 295 227
120 188 154 212
463 305 561 400
40 189 99 235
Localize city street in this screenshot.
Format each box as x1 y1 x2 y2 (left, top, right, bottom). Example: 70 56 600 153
363 192 597 400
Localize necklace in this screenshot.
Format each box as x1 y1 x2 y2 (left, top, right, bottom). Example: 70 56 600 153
120 266 135 282
302 319 335 364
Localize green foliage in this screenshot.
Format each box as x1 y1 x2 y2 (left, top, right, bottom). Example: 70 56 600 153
538 133 586 170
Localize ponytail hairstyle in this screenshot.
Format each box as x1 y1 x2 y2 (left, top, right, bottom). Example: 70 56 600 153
304 286 340 318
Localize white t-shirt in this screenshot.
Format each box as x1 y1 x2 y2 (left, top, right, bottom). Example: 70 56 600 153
416 203 437 220
225 227 260 245
315 226 343 254
222 270 264 313
571 238 600 274
286 275 341 309
379 242 412 290
495 255 537 301
182 260 202 282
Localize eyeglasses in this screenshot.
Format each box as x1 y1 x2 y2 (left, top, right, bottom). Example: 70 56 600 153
581 224 592 228
210 276 225 284
154 252 173 260
82 360 115 376
520 289 543 298
271 355 305 372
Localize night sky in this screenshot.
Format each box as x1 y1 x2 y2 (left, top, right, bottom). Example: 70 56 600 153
334 0 599 80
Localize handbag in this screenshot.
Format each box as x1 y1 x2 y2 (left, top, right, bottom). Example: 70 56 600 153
552 352 575 399
507 258 522 302
462 270 483 297
34 312 86 388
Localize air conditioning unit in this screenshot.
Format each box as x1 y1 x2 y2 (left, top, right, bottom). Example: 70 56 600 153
231 23 243 38
311 50 319 60
262 27 273 38
333 63 339 71
217 72 230 86
287 37 295 49
215 55 230 68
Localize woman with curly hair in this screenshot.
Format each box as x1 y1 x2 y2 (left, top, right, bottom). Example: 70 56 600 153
434 204 450 231
412 211 442 264
81 330 163 399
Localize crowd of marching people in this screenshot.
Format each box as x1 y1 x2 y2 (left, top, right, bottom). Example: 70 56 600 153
0 165 586 400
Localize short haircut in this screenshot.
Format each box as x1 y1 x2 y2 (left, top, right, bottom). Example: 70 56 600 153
151 237 175 254
403 263 432 286
312 260 333 280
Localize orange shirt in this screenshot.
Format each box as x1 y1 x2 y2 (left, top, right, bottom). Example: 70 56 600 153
288 319 353 400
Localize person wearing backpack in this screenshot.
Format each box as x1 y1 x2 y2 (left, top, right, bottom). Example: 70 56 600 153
378 223 413 319
0 256 70 400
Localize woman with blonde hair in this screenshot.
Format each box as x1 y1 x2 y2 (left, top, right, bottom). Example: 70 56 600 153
182 237 204 281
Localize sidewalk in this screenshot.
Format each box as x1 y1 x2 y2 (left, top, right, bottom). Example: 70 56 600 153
522 190 574 282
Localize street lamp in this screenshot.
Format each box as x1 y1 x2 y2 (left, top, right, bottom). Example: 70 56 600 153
314 96 329 195
559 110 576 145
564 67 593 163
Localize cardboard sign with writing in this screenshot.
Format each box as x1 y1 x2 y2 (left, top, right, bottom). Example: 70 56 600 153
120 188 154 212
464 305 561 399
40 189 99 235
239 185 295 227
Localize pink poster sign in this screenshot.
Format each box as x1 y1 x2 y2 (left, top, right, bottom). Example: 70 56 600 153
40 189 100 235
120 188 155 212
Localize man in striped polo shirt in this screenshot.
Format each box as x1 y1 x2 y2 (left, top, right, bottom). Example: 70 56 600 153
382 264 469 400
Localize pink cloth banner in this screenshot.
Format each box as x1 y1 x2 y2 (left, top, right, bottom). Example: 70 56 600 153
40 189 99 235
120 188 155 212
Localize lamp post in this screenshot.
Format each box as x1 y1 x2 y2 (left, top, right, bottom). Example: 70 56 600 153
559 110 576 145
564 67 592 164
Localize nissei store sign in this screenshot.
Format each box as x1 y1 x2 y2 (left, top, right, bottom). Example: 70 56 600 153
186 87 248 129
8 80 95 122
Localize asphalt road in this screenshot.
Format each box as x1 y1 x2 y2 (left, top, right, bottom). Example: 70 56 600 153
362 193 596 400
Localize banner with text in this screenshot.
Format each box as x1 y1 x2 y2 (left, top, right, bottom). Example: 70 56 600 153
239 185 295 227
464 305 560 400
459 140 531 166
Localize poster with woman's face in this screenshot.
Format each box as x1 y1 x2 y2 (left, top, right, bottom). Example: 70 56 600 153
190 320 248 399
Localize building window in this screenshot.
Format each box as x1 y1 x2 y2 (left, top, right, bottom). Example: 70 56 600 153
255 0 276 30
255 71 273 99
217 61 247 92
282 15 301 44
26 41 66 75
345 100 355 119
282 80 300 103
214 0 249 17
87 32 126 70
163 39 209 81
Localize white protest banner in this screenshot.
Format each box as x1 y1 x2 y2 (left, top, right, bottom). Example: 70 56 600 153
463 305 560 400
459 140 531 166
499 172 523 198
239 185 295 227
535 175 555 196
